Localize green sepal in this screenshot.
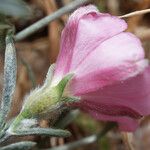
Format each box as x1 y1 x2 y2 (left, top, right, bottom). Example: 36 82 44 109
52 73 74 100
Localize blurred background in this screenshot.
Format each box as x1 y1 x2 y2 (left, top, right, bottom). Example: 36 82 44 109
0 0 150 149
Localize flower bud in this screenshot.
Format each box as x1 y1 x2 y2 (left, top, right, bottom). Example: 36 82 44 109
10 65 74 130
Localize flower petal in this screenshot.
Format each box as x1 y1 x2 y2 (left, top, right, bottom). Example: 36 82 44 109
69 32 147 95
71 66 150 131
87 109 139 131
84 66 150 115
52 5 127 86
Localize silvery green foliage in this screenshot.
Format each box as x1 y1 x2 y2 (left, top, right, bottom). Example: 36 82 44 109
0 34 77 149
0 141 36 150
15 119 38 130
8 127 71 137
0 33 16 128
0 0 32 18
0 125 71 145
0 57 73 149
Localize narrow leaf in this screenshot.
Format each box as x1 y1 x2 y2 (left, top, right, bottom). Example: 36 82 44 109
0 34 17 127
12 127 71 137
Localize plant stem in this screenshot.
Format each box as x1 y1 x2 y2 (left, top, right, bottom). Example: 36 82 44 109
14 0 90 41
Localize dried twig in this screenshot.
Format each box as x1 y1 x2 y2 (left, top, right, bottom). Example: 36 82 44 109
120 8 150 18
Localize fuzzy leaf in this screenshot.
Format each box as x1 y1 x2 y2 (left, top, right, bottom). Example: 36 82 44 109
0 34 17 128
12 127 71 137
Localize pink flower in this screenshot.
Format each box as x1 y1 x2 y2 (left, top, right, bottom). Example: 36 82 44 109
51 5 150 131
